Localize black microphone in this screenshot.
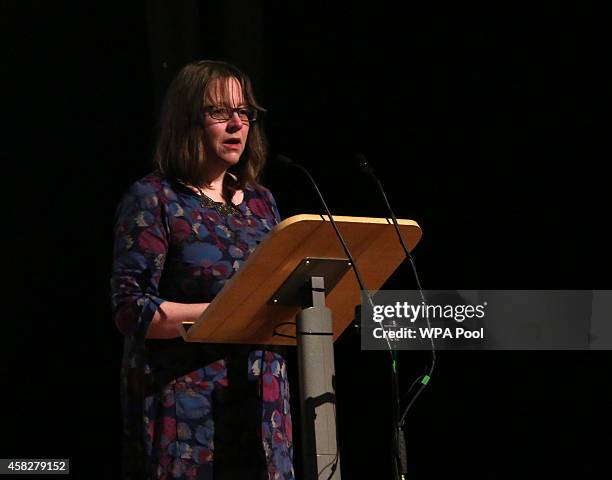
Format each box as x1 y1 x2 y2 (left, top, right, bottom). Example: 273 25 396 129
276 154 374 312
356 153 423 290
357 153 437 480
356 153 431 320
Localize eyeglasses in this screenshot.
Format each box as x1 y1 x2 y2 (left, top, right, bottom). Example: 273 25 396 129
204 105 258 123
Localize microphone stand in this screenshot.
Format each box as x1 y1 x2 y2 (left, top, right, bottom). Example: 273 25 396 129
278 155 403 479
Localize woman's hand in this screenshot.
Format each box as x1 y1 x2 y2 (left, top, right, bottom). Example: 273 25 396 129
146 302 210 339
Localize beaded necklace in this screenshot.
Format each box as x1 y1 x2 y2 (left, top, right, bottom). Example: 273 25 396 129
177 179 242 217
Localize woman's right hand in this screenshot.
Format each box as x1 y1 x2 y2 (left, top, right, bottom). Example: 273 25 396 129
146 302 210 339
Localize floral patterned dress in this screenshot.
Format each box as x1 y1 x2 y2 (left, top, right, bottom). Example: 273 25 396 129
110 172 294 480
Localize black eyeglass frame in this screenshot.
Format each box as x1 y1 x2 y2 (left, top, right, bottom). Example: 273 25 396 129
203 105 259 123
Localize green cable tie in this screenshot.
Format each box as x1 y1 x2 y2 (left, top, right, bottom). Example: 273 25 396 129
392 359 397 373
421 375 431 385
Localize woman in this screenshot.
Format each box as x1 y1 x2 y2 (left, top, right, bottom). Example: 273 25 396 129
110 60 293 480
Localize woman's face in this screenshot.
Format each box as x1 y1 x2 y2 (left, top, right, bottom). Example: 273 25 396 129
202 77 250 170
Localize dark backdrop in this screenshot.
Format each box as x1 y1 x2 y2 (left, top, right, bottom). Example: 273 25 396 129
2 1 610 478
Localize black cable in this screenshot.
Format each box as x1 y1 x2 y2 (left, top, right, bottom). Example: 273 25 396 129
273 321 297 340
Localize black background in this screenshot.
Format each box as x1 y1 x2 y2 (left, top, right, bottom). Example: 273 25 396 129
1 1 611 478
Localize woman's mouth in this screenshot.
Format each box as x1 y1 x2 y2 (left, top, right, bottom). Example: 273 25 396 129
223 138 242 150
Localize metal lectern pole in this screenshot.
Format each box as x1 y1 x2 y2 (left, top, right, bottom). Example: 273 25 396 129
297 276 341 479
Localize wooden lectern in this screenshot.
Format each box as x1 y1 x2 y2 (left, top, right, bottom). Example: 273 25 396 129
180 214 422 479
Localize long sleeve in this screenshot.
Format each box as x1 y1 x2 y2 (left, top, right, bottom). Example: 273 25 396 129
110 180 169 337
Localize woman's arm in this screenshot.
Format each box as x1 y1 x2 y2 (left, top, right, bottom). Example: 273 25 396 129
111 178 175 338
146 301 210 339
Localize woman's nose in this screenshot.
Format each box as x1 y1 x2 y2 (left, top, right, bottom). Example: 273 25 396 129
226 112 244 132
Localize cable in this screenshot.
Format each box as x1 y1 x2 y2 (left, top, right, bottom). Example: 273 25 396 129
273 321 297 340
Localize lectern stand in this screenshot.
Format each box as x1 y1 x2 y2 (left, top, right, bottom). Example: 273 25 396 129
179 214 422 479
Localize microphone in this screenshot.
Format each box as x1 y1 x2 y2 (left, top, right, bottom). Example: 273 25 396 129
356 153 423 290
276 154 374 311
357 153 436 479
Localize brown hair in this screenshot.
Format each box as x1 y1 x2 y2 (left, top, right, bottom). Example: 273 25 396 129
153 60 267 200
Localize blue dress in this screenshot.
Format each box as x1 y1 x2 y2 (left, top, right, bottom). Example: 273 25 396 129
110 172 294 479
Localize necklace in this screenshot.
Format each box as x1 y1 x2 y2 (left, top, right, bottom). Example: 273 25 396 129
175 179 241 216
193 186 242 217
